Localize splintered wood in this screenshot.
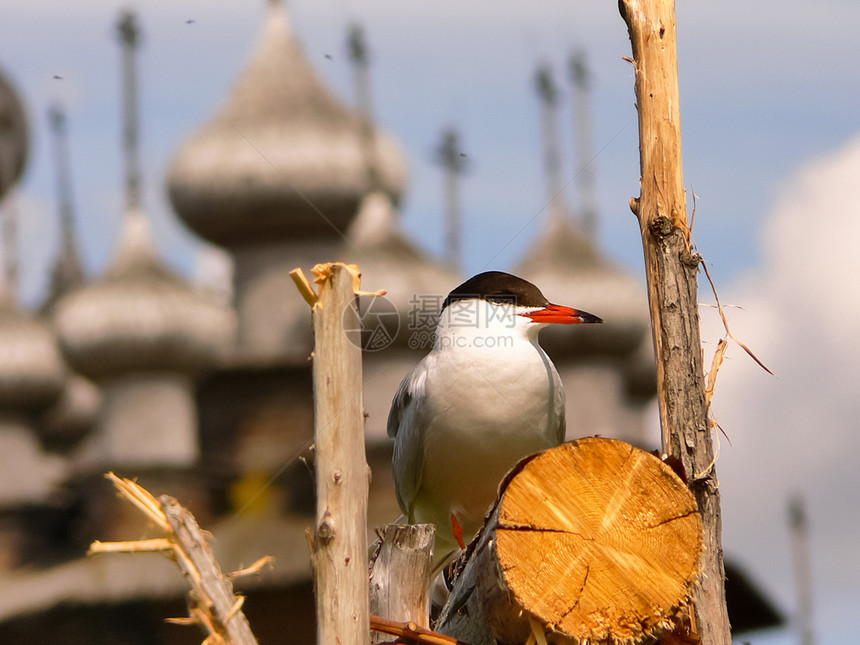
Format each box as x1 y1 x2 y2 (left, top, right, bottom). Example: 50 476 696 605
437 437 702 645
88 474 260 645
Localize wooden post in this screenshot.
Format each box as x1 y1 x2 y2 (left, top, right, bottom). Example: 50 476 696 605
369 523 435 643
309 263 370 645
618 1 731 643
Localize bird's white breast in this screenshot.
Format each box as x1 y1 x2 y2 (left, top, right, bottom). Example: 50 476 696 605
412 335 564 534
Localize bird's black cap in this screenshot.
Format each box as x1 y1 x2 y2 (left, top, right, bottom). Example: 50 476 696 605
441 271 550 312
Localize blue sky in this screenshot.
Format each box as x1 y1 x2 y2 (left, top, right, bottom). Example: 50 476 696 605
2 1 859 643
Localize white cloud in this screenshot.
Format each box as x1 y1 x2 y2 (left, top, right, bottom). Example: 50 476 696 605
701 132 860 640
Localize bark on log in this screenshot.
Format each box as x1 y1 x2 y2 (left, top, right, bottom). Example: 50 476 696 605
370 523 435 643
618 1 731 642
310 263 370 645
436 437 702 644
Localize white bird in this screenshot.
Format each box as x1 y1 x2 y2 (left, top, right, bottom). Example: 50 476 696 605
387 271 602 569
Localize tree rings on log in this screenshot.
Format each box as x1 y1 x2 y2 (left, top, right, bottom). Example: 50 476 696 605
495 437 702 643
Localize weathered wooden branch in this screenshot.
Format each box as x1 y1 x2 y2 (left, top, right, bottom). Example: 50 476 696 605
304 262 371 645
370 615 466 645
161 497 259 645
370 523 435 642
88 473 259 645
436 438 702 644
618 1 731 642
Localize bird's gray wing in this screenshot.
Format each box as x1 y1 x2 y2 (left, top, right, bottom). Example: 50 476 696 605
387 361 430 521
551 367 567 445
554 404 566 445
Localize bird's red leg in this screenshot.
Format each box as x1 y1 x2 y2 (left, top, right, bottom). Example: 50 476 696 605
451 514 466 550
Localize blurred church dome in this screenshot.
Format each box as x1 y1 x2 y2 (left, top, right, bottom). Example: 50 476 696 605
166 0 408 248
516 216 650 357
0 303 65 410
54 210 236 379
0 66 28 201
342 191 459 348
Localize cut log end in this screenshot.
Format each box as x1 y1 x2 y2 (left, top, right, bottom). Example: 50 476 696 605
495 437 702 644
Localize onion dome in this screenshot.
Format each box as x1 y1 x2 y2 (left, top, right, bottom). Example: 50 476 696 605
166 0 408 248
0 302 65 410
515 216 650 357
0 67 28 201
54 210 236 379
342 191 460 348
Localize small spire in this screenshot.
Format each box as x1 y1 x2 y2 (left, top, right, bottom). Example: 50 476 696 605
347 22 381 192
789 496 817 645
433 127 469 274
534 63 566 223
44 104 85 308
117 9 143 212
347 22 370 70
110 9 157 273
569 50 598 239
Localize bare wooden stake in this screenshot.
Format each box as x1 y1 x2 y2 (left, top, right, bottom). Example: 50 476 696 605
305 262 370 645
369 523 435 642
618 1 731 642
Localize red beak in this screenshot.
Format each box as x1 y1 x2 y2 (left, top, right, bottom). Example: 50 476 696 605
520 303 603 325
